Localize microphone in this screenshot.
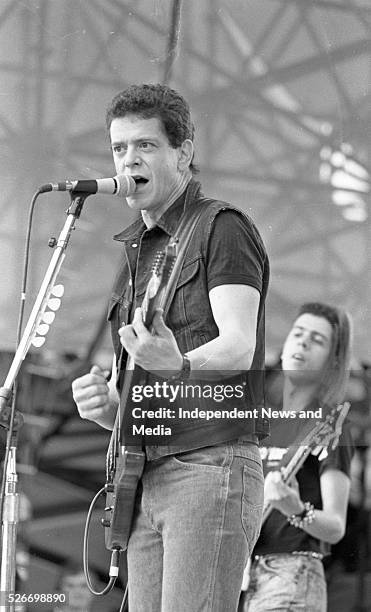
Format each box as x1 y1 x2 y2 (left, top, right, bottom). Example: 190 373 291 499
38 174 136 197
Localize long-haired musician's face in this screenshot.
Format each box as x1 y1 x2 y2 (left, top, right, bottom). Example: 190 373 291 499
281 313 333 385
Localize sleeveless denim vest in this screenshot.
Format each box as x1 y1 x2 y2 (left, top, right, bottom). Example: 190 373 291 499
107 180 269 456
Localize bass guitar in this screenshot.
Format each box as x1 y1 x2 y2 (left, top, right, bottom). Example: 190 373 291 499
102 243 177 552
241 401 350 591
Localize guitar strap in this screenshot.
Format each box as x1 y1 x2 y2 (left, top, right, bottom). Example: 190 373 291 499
158 198 210 320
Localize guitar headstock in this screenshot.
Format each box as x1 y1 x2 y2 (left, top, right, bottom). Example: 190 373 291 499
311 401 351 456
142 243 177 328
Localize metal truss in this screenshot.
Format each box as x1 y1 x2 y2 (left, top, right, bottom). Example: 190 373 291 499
0 0 370 591
1 0 369 360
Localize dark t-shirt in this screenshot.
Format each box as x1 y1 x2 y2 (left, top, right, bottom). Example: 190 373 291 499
125 204 267 315
206 209 266 295
253 416 354 556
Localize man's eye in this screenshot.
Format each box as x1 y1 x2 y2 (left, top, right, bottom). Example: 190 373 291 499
140 142 154 150
112 145 125 153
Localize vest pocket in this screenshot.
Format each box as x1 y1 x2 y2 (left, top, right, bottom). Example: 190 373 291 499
175 257 200 290
172 257 206 329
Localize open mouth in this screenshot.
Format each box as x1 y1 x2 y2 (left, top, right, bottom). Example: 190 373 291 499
132 176 149 187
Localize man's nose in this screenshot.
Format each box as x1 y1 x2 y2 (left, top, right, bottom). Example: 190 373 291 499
298 334 309 348
124 146 140 167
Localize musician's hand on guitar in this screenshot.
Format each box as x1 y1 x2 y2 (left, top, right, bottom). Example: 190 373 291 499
72 365 117 430
264 471 304 517
119 308 183 374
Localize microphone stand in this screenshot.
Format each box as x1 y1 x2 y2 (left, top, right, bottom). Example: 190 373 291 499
0 192 89 611
0 424 22 612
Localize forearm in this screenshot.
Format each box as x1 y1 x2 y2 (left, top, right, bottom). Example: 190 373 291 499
299 509 345 544
186 332 255 379
266 470 348 546
276 495 346 545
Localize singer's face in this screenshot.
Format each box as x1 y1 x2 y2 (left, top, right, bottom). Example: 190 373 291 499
281 313 333 385
110 115 192 222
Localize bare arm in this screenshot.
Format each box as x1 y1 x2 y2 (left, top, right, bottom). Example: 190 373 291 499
118 283 260 378
187 284 260 374
302 469 350 543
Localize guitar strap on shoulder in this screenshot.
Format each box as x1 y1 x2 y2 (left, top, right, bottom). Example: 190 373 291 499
159 199 207 320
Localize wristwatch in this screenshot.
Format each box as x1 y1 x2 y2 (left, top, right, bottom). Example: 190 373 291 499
169 354 191 381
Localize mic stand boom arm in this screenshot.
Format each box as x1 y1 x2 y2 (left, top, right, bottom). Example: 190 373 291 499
1 193 87 392
0 193 88 611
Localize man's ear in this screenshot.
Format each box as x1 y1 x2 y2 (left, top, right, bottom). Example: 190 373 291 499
177 139 194 171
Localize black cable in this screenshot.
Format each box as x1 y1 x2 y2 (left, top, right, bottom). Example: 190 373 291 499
83 485 121 596
118 584 129 612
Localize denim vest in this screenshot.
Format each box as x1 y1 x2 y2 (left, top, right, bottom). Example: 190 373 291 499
107 180 269 457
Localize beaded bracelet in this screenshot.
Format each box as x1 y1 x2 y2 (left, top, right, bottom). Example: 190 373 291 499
287 502 315 529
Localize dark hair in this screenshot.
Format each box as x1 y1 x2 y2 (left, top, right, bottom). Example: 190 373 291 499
296 302 352 406
106 83 197 172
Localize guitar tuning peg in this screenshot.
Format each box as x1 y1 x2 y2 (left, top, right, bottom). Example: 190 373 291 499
51 284 64 297
36 323 50 336
42 311 55 324
152 251 165 267
31 336 46 348
47 297 61 311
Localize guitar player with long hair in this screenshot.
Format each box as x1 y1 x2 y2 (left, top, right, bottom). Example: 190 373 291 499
242 302 354 612
72 83 270 612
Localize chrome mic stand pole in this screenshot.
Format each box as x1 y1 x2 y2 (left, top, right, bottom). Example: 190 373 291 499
0 433 21 612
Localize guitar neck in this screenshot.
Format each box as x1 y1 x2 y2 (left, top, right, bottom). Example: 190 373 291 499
106 352 136 481
261 412 333 525
106 246 176 479
261 444 313 524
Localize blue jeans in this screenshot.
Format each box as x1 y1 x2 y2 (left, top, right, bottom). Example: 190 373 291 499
243 553 327 612
127 441 264 612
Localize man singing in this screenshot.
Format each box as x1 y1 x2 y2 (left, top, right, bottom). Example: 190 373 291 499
72 83 269 612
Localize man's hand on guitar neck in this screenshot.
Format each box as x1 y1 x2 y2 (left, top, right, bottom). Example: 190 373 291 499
119 308 184 375
72 364 118 430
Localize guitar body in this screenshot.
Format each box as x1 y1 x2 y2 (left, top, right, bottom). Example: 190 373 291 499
102 244 177 552
104 445 145 551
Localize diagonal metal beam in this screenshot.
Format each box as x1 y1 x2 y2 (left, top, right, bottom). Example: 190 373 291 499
270 0 371 16
246 38 371 89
